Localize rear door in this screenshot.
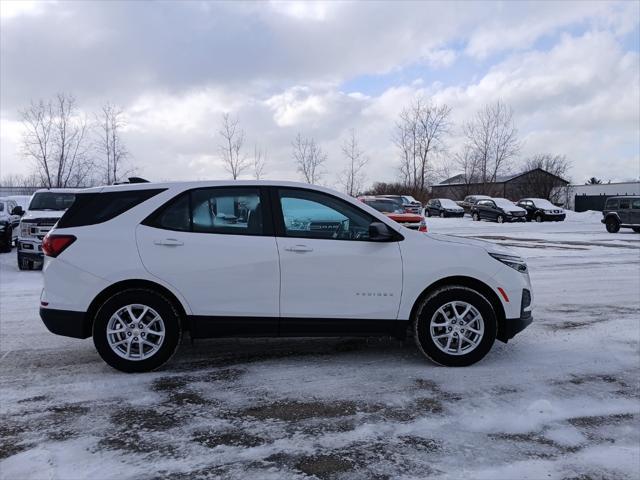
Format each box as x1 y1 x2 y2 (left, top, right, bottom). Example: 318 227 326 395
274 187 402 334
136 187 280 336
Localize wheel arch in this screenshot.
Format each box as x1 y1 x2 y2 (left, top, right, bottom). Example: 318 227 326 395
86 279 189 332
409 276 508 343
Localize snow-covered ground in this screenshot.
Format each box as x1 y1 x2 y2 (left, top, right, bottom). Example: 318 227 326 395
1 212 639 480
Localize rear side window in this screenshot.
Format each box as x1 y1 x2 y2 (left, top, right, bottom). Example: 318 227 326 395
632 199 640 209
143 187 267 236
619 199 630 209
57 189 165 228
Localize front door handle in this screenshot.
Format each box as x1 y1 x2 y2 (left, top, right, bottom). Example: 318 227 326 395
285 244 313 253
154 238 184 246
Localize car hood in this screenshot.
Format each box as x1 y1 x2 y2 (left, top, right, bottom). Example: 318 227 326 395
21 210 66 221
426 233 515 255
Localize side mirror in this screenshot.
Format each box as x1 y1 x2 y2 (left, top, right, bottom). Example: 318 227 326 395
11 206 24 216
369 222 394 241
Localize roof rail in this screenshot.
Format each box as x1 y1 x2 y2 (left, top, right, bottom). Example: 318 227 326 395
114 177 150 185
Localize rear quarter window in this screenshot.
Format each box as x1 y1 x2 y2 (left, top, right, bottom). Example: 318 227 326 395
57 189 166 228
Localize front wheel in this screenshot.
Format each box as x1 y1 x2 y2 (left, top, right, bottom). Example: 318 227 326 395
425 209 431 217
535 214 543 223
497 215 504 224
633 227 640 233
605 218 620 233
472 212 480 221
413 286 497 366
93 289 182 372
440 211 445 218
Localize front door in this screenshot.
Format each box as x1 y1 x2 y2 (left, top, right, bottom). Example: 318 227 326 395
136 187 280 336
273 187 403 335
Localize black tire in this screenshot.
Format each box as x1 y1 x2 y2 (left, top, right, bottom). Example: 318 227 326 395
0 227 12 253
605 217 620 233
633 227 640 233
413 286 497 367
472 212 480 221
93 288 182 373
497 215 504 224
17 253 32 270
440 211 445 218
535 214 543 223
426 209 431 217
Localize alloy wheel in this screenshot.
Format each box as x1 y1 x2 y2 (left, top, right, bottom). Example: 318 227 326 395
429 301 485 356
106 304 165 361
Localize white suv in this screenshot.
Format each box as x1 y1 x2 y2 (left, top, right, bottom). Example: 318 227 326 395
40 181 533 372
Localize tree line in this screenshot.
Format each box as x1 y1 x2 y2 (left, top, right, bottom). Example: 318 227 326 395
3 93 572 201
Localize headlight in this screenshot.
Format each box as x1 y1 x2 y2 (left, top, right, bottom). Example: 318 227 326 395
489 252 528 273
20 222 31 237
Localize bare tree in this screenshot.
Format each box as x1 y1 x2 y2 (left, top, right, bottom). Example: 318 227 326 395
20 94 93 188
252 144 267 180
393 96 451 194
521 154 571 201
338 129 368 196
96 102 129 184
452 145 482 197
291 133 326 185
218 113 248 179
586 176 602 185
463 100 521 192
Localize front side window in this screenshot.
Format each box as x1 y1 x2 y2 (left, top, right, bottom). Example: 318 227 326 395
605 199 618 210
278 189 374 241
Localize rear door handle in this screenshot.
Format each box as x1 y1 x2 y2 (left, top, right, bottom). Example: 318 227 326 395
285 244 313 253
154 238 184 246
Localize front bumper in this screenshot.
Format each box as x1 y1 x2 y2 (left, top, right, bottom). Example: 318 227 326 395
40 307 91 339
497 288 533 342
505 216 527 222
444 211 465 218
545 213 566 221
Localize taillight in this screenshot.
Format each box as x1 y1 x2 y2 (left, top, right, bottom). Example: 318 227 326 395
419 219 428 232
42 234 76 258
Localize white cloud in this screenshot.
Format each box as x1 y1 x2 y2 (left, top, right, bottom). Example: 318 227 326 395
0 0 48 21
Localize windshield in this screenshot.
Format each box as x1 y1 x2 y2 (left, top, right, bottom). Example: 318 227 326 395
29 192 76 211
493 198 519 209
402 196 418 203
531 199 558 209
440 199 460 208
366 200 402 213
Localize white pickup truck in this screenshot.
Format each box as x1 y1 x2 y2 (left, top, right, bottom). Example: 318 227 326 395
17 189 78 270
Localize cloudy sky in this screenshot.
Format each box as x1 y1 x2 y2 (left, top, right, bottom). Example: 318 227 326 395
1 0 639 187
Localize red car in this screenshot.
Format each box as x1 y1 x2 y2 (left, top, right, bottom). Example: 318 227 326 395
358 196 427 232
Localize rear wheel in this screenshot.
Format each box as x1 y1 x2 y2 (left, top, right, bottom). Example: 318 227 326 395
413 286 497 367
633 227 640 233
472 212 480 221
605 217 620 233
93 289 182 373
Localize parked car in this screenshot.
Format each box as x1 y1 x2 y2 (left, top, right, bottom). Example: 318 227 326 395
39 181 532 372
459 195 492 214
379 195 423 214
471 198 527 223
601 196 640 233
359 196 427 231
515 198 566 222
18 189 78 270
425 198 465 218
0 197 22 252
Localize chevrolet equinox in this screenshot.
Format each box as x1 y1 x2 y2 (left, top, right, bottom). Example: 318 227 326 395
40 181 533 372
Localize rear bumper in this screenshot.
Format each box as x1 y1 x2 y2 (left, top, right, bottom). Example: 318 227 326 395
40 307 91 339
